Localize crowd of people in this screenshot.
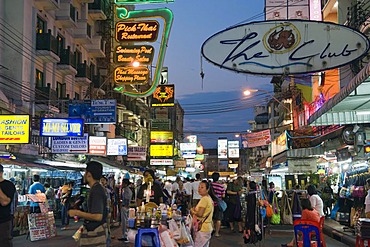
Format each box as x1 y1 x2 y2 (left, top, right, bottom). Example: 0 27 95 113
2 163 370 247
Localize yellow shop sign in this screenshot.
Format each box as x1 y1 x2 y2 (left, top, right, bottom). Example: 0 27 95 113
0 115 30 144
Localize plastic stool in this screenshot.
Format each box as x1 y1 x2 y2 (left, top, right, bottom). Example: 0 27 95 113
356 235 370 247
135 228 161 247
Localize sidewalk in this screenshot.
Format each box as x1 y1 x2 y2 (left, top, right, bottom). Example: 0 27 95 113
322 218 357 246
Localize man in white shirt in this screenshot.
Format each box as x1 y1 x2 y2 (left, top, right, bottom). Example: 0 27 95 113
191 174 202 207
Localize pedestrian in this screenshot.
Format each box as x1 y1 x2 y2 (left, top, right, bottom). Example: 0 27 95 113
28 174 46 213
307 184 324 217
137 169 164 206
69 161 108 247
118 178 132 243
100 176 112 246
190 181 217 247
61 181 73 230
226 177 243 233
0 164 16 247
192 173 202 207
44 183 55 212
174 180 190 216
211 172 225 237
9 178 18 239
321 182 333 217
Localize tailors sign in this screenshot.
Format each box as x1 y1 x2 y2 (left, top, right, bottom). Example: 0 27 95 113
0 115 30 144
201 20 370 75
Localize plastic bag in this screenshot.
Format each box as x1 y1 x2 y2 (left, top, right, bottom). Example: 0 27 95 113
168 219 181 240
160 230 178 247
178 222 191 245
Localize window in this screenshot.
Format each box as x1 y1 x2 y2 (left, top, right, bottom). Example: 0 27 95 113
35 69 44 88
57 34 65 56
87 24 92 38
70 5 76 21
74 93 80 100
75 50 82 65
36 16 46 34
57 81 66 98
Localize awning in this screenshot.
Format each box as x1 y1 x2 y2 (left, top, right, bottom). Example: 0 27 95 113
308 62 370 126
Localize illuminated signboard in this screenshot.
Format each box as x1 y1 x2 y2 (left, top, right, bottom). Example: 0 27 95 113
151 84 175 107
107 138 128 156
51 133 89 154
0 115 30 144
218 139 228 159
114 66 149 85
40 118 84 137
89 136 107 155
68 99 116 124
228 140 240 158
115 0 174 4
150 159 173 166
127 146 147 161
150 131 173 143
115 45 154 65
201 20 370 75
115 21 159 43
150 144 173 157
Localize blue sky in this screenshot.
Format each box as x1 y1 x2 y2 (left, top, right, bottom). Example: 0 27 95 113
139 1 273 148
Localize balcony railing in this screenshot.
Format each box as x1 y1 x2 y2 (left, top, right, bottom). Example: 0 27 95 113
76 61 92 79
88 0 109 20
36 31 58 55
35 84 58 102
58 47 76 68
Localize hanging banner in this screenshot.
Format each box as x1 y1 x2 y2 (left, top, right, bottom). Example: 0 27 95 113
241 129 271 148
228 140 240 158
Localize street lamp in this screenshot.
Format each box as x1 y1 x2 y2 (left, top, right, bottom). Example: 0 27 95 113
243 89 291 113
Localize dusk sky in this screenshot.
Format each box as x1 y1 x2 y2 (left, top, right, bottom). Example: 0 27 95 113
139 1 273 148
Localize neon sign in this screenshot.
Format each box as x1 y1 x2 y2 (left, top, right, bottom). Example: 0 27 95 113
114 45 154 65
114 66 150 84
114 7 173 97
115 21 159 42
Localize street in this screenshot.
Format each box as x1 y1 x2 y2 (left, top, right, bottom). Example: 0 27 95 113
12 220 350 247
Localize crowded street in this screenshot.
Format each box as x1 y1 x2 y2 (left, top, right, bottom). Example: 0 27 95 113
1 0 370 247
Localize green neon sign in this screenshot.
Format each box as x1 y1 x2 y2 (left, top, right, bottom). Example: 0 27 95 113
115 0 174 4
115 7 173 98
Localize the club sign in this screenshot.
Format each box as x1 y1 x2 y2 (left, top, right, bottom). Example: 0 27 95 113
201 20 370 75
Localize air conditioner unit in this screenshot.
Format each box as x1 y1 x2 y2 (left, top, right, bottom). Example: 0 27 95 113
94 124 110 132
